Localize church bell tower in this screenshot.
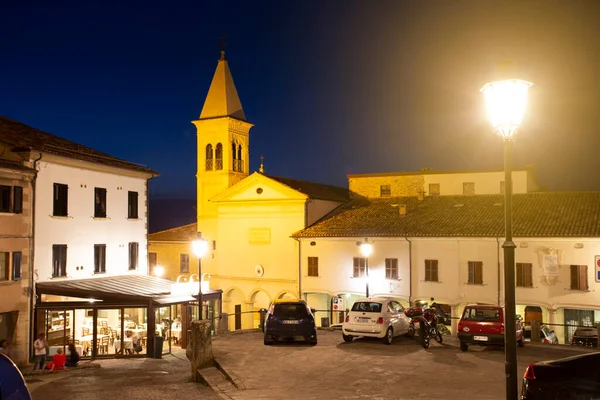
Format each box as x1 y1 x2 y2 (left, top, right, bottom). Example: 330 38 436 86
193 50 254 223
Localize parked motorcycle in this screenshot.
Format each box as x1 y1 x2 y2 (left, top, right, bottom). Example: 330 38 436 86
404 299 443 349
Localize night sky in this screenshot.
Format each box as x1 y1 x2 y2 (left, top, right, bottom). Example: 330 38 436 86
2 1 600 202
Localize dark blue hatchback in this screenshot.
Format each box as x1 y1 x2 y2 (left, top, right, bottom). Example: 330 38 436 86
0 353 32 400
264 299 317 345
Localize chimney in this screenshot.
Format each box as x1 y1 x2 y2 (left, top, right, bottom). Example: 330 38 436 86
399 205 407 216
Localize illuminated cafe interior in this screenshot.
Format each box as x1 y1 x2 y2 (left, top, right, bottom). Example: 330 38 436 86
35 275 222 358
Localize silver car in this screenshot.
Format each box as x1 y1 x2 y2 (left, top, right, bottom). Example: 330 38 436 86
342 297 412 345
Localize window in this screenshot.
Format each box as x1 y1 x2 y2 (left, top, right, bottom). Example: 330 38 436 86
215 143 223 170
425 259 439 282
351 301 382 313
429 183 440 196
0 252 8 280
462 307 500 322
380 184 391 197
128 191 139 219
468 261 483 284
13 186 23 214
212 240 217 251
149 252 157 269
385 258 398 279
0 186 10 212
570 265 588 291
128 242 139 270
516 263 533 287
463 182 475 195
94 188 107 218
12 251 22 280
53 183 68 217
205 144 213 171
307 257 318 277
93 244 106 274
52 245 67 277
180 254 189 273
353 257 366 277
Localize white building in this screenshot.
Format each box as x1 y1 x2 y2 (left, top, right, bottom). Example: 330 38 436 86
295 170 600 343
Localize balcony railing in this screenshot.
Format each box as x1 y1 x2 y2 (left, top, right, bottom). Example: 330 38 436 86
215 158 223 170
205 159 213 171
233 159 243 173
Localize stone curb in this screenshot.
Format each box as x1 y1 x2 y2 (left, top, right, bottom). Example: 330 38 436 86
196 366 237 400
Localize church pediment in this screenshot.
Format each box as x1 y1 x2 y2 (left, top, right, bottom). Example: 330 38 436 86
210 172 308 203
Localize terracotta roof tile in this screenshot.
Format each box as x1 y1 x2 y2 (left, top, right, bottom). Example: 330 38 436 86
0 116 157 175
149 223 198 242
267 175 350 203
294 192 600 238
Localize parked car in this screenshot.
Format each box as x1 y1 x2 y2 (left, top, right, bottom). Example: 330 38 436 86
458 304 525 351
524 325 559 345
263 299 317 345
0 353 32 400
571 327 598 348
342 297 412 345
521 352 600 399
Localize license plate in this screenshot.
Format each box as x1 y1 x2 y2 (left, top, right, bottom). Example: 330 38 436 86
474 336 488 341
282 320 299 324
357 317 370 323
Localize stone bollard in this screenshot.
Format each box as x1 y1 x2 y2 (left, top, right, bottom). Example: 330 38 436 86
185 320 214 381
531 320 541 343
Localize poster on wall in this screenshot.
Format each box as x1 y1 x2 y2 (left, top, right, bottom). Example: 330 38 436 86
542 254 559 276
595 256 600 283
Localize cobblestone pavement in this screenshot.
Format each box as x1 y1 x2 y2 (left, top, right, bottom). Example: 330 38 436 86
212 330 595 400
30 348 220 400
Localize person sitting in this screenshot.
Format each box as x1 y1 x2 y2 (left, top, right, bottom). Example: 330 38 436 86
46 347 67 372
65 343 80 368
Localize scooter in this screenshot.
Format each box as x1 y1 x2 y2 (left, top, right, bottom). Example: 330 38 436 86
416 304 443 348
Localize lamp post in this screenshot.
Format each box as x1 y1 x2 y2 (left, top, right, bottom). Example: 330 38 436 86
359 239 373 298
191 233 209 320
481 78 533 400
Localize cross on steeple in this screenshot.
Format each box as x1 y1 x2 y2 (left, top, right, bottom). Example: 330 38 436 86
219 35 228 60
259 155 265 174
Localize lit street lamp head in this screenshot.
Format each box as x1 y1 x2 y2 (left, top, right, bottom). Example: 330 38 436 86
191 237 209 258
481 79 533 140
360 241 373 258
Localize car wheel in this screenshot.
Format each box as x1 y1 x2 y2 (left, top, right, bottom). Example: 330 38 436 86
518 337 525 348
342 334 353 342
383 327 393 345
264 335 273 346
406 323 415 338
435 330 443 343
460 341 468 352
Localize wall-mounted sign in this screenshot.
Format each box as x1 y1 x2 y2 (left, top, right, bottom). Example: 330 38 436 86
542 254 559 276
333 297 344 311
595 256 600 283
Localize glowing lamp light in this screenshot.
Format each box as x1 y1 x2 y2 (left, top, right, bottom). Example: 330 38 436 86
153 265 165 277
480 79 533 139
360 242 373 258
191 238 209 258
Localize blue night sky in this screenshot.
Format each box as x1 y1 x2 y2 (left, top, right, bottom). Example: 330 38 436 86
2 1 600 201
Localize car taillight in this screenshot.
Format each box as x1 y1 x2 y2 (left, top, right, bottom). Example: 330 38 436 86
345 315 349 323
572 337 576 343
500 324 505 333
543 338 549 344
377 317 384 324
524 363 536 380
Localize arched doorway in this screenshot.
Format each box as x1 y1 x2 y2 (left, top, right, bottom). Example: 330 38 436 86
224 287 245 331
250 290 271 330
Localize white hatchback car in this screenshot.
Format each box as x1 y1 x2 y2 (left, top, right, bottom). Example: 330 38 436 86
342 297 413 345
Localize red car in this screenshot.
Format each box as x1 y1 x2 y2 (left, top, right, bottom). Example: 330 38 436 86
458 305 524 351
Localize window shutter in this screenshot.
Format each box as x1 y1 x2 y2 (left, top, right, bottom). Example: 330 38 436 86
468 262 474 284
12 252 22 280
13 186 23 214
432 260 438 282
579 266 588 291
570 265 578 290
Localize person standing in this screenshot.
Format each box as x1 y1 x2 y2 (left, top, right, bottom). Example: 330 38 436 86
33 333 48 370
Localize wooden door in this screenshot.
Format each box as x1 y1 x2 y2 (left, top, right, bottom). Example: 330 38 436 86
234 305 242 330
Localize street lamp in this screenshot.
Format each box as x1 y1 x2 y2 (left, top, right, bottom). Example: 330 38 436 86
481 78 532 400
191 233 209 320
359 239 373 298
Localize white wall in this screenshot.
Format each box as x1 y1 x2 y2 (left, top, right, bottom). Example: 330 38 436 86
35 161 149 281
306 199 341 226
299 236 600 310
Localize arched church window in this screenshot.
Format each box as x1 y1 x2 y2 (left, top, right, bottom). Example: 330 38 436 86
205 144 213 171
215 143 223 170
232 142 238 171
237 145 243 173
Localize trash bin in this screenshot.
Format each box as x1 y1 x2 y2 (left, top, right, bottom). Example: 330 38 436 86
153 336 164 359
259 308 267 332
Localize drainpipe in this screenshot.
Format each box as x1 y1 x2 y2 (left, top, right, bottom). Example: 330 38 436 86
496 237 501 306
294 237 302 300
29 153 42 360
404 236 412 306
